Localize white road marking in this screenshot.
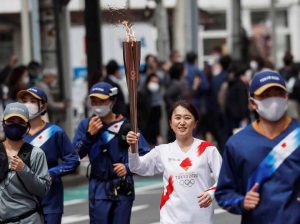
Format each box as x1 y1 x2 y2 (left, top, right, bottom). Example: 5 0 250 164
214 208 227 214
132 204 149 212
64 199 86 206
62 204 149 223
62 215 89 224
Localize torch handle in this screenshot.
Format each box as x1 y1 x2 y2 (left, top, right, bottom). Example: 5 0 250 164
123 41 140 153
128 70 138 153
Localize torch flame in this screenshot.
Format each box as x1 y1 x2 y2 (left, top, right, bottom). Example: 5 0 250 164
122 20 136 43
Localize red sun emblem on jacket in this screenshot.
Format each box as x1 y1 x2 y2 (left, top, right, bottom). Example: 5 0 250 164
180 157 192 171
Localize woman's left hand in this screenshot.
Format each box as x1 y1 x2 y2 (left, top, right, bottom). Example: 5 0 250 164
198 192 213 208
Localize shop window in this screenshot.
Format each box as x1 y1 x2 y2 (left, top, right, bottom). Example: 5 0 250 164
203 38 227 55
203 12 226 31
251 9 288 27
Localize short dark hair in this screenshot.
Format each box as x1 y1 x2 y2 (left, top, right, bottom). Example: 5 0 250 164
28 61 42 70
219 55 232 70
168 100 199 122
185 52 197 64
283 51 293 66
106 60 119 75
169 62 184 80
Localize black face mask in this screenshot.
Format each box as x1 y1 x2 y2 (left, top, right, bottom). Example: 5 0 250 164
3 124 28 141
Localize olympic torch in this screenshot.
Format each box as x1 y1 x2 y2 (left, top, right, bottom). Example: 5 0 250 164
122 21 140 153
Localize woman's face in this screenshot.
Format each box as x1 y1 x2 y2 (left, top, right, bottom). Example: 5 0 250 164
149 76 160 84
170 105 196 138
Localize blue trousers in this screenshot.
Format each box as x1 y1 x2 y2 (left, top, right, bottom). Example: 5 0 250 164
89 199 133 224
44 213 62 224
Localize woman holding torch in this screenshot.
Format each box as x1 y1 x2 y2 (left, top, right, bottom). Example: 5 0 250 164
126 100 222 224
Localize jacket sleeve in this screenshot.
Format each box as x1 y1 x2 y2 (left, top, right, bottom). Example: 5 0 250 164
128 146 164 176
48 131 80 178
205 146 222 199
215 143 245 214
73 119 96 158
17 148 51 198
124 132 150 175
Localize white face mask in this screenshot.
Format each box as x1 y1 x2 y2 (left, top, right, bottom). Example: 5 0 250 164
24 103 42 119
92 105 111 117
22 76 30 85
147 82 159 92
251 97 288 122
250 60 258 71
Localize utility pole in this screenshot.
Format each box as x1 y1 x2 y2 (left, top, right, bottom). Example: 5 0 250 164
85 0 103 89
289 2 300 61
270 0 277 64
173 0 198 58
154 0 170 62
189 0 198 54
53 1 73 135
30 0 42 62
228 0 242 61
21 0 31 64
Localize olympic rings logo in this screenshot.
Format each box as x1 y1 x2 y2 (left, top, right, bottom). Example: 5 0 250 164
179 178 195 187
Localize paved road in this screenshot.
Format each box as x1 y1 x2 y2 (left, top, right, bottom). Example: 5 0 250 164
62 175 241 224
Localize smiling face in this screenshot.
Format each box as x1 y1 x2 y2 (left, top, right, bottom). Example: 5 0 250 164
170 105 197 139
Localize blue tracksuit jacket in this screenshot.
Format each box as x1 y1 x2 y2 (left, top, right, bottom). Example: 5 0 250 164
24 123 80 214
215 119 300 224
73 116 149 202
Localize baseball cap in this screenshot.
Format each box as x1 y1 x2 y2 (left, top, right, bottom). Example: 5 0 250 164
17 87 48 102
249 70 287 96
3 102 29 122
89 82 118 100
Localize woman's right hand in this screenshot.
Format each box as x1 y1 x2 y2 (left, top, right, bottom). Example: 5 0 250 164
126 131 139 145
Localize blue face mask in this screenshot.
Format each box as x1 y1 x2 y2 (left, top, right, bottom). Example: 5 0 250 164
3 124 28 141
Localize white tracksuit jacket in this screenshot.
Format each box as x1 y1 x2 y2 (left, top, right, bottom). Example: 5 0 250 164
129 138 222 224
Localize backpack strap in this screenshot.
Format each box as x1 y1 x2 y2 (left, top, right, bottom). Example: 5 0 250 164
18 142 33 168
0 142 8 183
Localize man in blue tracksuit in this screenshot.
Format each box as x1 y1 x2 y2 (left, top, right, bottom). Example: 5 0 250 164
215 70 300 224
73 82 149 224
17 87 80 224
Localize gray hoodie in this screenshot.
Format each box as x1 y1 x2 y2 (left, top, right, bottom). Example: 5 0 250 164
0 146 51 223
